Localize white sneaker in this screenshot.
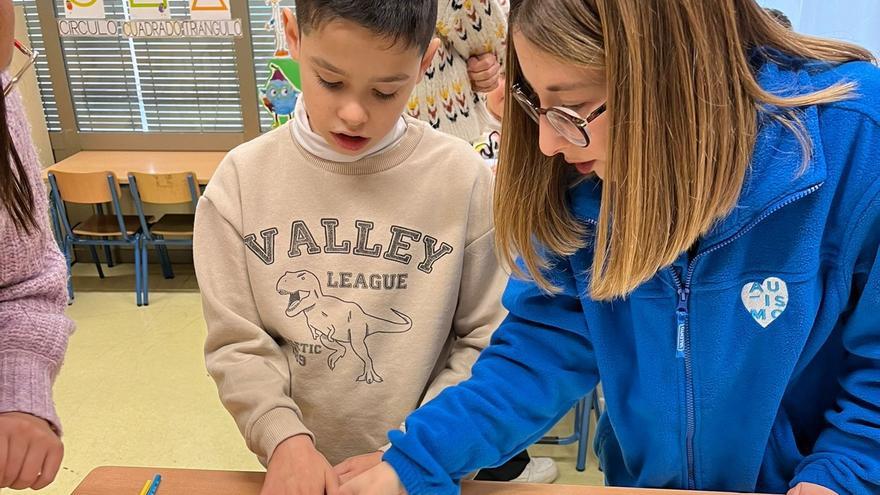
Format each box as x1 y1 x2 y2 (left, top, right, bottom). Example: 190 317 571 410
510 457 559 484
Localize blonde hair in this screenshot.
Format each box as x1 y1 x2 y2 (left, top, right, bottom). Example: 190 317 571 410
495 0 874 300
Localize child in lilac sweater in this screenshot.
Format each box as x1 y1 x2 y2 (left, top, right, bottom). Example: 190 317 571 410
0 2 73 489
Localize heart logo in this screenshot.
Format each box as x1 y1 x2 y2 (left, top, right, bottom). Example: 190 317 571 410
741 277 788 328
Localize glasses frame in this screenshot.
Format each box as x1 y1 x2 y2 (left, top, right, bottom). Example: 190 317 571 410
4 40 40 97
512 82 606 148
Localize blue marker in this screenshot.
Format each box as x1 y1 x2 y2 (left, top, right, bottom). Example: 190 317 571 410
146 474 162 495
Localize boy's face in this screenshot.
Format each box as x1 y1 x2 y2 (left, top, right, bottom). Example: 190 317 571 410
285 10 438 155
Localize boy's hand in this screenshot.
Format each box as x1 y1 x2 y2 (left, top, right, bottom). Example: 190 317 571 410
333 451 383 484
787 483 837 495
0 412 64 490
467 53 501 93
262 435 339 495
339 462 406 495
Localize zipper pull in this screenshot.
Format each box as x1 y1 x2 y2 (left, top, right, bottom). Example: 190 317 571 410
676 288 689 359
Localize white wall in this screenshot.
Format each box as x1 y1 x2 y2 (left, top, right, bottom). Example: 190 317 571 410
760 0 880 56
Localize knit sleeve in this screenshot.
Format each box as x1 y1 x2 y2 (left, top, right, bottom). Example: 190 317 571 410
0 77 74 434
406 0 509 143
436 0 508 61
0 236 73 434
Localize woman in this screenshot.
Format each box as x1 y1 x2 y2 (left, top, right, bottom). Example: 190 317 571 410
340 0 880 494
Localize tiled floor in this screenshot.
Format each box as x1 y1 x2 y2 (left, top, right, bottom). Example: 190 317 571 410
24 262 604 494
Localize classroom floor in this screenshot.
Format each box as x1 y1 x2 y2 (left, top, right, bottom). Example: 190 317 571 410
22 262 604 494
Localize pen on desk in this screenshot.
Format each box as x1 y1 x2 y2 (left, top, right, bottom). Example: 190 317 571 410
146 474 162 495
138 479 152 495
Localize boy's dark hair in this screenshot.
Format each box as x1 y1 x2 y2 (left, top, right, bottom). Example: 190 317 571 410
295 0 438 52
764 8 792 29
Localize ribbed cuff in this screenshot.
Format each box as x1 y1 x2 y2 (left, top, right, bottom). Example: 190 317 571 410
0 350 62 435
383 446 459 495
250 407 314 464
383 447 430 495
792 466 847 495
378 421 406 453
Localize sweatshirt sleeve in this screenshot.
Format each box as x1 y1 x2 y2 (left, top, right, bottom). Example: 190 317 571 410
383 255 599 495
419 168 507 405
194 156 312 464
791 185 880 495
436 0 508 62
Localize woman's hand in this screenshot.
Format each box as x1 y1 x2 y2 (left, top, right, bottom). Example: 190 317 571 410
339 462 407 495
334 451 384 485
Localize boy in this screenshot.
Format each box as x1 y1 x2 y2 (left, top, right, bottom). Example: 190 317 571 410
194 2 556 494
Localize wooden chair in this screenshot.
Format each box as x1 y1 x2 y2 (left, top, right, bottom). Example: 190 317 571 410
48 171 145 305
128 171 200 306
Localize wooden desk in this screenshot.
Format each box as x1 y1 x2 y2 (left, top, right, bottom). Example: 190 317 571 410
44 151 227 185
71 466 765 495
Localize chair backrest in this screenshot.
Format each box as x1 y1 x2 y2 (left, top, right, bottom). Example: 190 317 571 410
48 170 132 241
128 171 200 206
50 170 122 205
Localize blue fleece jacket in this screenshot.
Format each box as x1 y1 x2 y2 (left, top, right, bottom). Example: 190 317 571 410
383 52 880 495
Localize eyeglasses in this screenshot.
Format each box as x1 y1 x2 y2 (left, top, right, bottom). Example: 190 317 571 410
512 83 606 148
4 40 40 97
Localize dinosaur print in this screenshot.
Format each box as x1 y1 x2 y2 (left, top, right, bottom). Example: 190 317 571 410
276 270 412 384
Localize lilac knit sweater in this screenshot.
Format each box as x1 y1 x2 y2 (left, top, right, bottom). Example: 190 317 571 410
0 73 73 433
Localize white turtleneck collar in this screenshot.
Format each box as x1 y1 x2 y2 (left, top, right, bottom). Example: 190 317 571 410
290 96 408 163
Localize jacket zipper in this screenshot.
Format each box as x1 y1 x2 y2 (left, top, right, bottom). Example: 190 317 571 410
664 182 823 489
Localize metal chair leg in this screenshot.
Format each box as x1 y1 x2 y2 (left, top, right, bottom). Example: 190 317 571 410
88 245 105 278
48 199 63 249
104 242 115 267
64 238 74 303
576 392 593 471
156 238 174 279
134 237 143 307
142 239 150 306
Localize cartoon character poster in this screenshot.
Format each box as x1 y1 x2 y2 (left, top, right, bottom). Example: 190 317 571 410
261 61 299 128
260 0 301 128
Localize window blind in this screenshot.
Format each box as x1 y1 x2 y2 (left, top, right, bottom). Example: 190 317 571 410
15 0 244 133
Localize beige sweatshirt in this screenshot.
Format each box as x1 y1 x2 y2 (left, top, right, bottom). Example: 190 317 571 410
193 117 508 466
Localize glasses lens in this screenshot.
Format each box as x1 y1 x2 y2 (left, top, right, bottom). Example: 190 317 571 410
547 110 588 147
